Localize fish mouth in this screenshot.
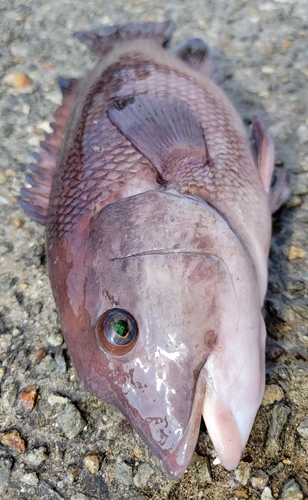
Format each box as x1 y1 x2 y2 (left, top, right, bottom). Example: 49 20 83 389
161 358 248 478
161 364 207 479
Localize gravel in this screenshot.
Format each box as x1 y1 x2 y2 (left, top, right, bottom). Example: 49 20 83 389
1 0 308 498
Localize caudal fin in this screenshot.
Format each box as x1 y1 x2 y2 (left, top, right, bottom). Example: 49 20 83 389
75 20 175 56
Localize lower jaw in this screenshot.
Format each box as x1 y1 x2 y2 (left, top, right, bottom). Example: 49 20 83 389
161 367 207 479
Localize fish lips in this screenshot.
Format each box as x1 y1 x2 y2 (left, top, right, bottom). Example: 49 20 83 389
161 363 207 479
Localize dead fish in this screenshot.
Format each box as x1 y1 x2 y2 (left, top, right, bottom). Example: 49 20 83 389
20 20 290 478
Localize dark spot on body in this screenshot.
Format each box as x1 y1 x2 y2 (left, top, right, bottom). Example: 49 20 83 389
109 95 136 111
102 289 119 306
204 329 217 351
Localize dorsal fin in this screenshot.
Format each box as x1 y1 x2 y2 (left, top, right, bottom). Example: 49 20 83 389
75 20 175 56
20 78 80 225
174 38 215 80
108 94 206 179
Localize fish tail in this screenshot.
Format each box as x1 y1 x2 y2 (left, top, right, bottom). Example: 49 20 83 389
74 20 175 56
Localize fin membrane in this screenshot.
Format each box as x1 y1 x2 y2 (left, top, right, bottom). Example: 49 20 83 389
175 38 215 79
250 115 274 193
75 20 175 56
250 115 290 212
270 171 290 213
108 94 206 176
20 78 80 225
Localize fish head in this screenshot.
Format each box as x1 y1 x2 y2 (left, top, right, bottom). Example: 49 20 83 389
52 190 266 478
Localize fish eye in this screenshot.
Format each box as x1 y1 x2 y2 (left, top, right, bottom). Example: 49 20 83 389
95 309 138 355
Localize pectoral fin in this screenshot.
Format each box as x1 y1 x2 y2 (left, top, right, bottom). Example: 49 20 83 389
269 171 290 213
250 116 290 212
174 38 216 80
251 115 275 193
108 93 206 179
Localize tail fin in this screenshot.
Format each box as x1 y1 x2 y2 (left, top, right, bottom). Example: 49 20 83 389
75 20 175 56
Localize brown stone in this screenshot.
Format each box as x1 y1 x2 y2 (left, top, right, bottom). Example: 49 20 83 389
0 429 26 453
20 385 38 410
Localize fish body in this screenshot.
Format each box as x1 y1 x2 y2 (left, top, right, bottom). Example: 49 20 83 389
21 21 290 478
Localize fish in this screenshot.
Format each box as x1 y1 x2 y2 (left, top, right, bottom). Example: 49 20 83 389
20 20 290 479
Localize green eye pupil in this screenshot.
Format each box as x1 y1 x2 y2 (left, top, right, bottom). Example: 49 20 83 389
113 319 129 337
96 308 138 354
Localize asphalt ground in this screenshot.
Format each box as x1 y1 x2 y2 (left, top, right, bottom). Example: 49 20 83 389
1 0 308 498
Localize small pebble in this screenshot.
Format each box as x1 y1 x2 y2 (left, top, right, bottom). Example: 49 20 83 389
233 487 248 498
21 471 39 486
265 404 291 457
1 383 18 407
27 446 48 466
266 339 284 360
0 429 25 453
281 478 303 500
0 457 13 484
133 463 154 488
84 451 103 473
34 348 47 364
57 404 86 439
70 494 88 500
261 486 275 500
19 385 37 410
282 457 291 465
67 466 82 483
261 65 275 74
0 334 12 351
55 352 67 374
267 462 284 476
262 385 284 406
297 124 308 145
0 195 8 205
288 246 305 260
235 463 251 486
297 418 308 439
3 72 32 87
251 470 269 489
114 462 133 486
47 331 64 347
133 445 143 459
13 220 23 229
48 393 69 406
37 354 56 372
190 453 212 483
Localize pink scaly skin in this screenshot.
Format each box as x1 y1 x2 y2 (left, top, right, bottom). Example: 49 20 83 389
21 21 290 478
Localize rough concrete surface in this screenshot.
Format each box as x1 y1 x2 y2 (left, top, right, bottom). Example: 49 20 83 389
1 0 308 498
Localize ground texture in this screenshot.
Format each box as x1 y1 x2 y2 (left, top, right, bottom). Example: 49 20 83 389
1 0 308 498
